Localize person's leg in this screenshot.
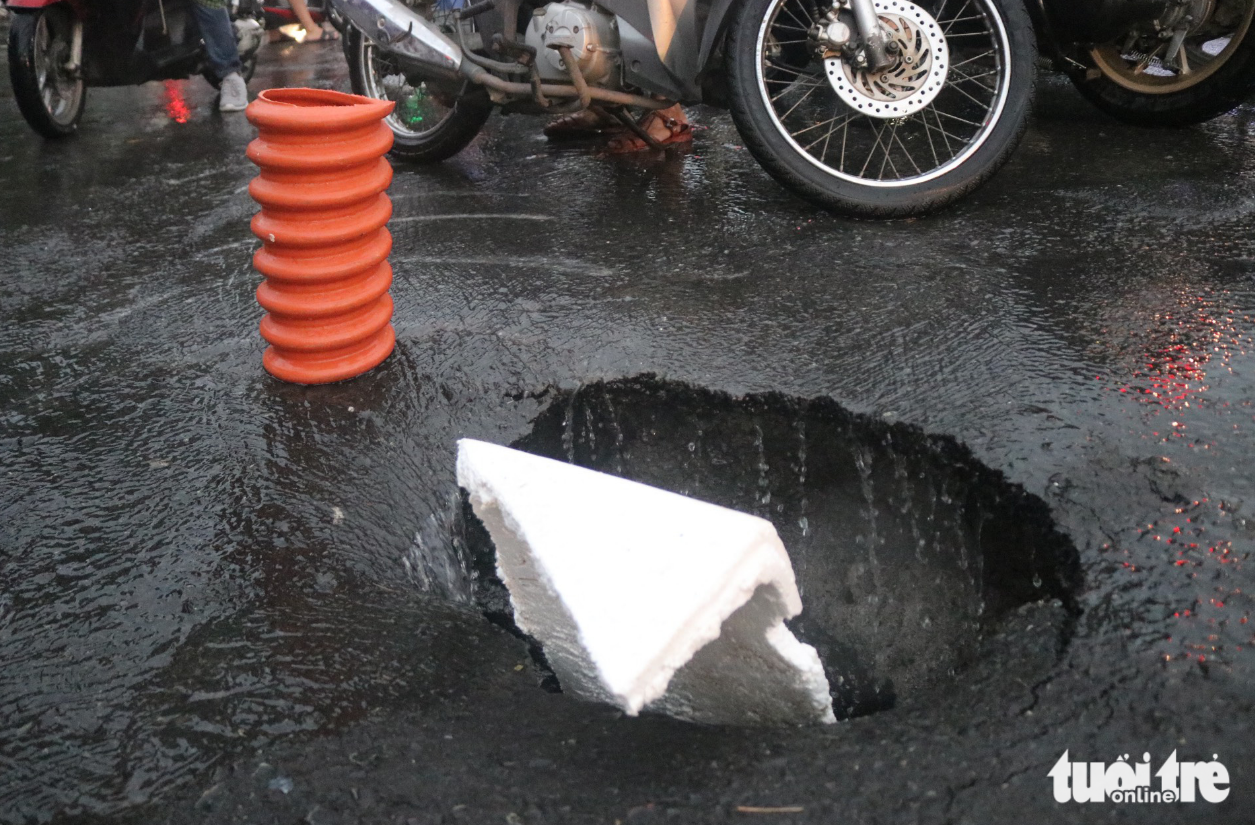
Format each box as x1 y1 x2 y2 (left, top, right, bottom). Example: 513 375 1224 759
288 0 335 41
193 0 248 111
192 0 242 80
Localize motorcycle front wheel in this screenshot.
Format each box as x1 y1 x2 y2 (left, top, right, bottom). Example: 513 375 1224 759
726 0 1036 217
8 7 86 139
345 27 492 163
1072 0 1255 127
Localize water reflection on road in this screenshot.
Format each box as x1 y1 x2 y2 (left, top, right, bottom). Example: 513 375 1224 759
1 32 1254 823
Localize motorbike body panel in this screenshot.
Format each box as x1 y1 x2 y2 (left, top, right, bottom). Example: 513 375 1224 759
29 0 171 86
52 0 237 87
121 0 207 84
1044 0 1171 42
1030 0 1175 74
613 14 691 100
76 0 148 86
595 0 732 100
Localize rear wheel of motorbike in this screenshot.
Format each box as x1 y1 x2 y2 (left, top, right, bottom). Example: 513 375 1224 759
345 28 492 163
725 0 1036 217
8 7 86 139
1072 1 1255 127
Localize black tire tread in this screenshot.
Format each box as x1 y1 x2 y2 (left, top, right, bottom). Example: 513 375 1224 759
8 10 85 139
1073 30 1255 127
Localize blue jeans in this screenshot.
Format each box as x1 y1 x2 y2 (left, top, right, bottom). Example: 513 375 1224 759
192 2 242 80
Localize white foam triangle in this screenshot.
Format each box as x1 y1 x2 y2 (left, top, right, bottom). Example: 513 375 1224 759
457 439 835 726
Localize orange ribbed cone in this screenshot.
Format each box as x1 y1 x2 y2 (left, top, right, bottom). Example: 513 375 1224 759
245 88 397 384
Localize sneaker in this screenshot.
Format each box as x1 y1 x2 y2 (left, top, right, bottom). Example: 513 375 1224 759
219 72 249 113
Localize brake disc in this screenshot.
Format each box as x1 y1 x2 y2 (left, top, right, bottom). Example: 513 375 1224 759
825 0 949 118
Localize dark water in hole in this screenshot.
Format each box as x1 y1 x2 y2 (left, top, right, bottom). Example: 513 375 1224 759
464 376 1082 720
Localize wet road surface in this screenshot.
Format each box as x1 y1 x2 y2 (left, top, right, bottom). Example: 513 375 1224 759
2 29 1255 825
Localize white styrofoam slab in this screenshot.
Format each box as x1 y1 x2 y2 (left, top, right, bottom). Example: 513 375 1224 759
456 439 835 726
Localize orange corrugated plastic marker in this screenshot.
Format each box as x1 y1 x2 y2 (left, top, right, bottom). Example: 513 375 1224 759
245 88 397 384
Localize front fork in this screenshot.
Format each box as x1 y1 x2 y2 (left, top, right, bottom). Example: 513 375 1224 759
66 17 83 79
846 0 894 70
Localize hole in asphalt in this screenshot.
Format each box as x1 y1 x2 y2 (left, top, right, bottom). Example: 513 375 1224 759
461 375 1082 721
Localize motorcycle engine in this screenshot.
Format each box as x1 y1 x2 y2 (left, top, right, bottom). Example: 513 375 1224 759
233 18 266 61
523 2 622 89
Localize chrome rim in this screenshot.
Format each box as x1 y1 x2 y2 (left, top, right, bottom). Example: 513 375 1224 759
359 38 458 138
755 0 1012 188
1090 0 1255 94
33 11 83 127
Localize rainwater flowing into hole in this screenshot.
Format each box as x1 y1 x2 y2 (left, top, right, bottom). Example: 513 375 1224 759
462 375 1082 720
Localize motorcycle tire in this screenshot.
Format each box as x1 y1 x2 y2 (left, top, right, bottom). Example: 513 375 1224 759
1071 3 1255 127
725 0 1037 217
8 7 87 139
345 27 491 163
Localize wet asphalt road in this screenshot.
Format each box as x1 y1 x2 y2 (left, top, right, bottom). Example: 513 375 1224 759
2 29 1255 825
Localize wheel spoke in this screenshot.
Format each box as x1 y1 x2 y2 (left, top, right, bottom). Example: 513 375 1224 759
939 0 973 33
799 111 859 149
756 0 1008 186
927 106 968 145
1089 0 1254 90
765 62 822 79
362 36 459 138
948 66 998 93
779 2 812 32
778 85 820 120
916 110 942 169
941 77 993 109
840 115 851 172
949 49 997 70
769 76 828 103
932 108 986 129
1134 43 1168 75
890 123 923 176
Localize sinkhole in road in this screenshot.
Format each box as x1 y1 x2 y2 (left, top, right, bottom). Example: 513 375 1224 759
461 375 1082 721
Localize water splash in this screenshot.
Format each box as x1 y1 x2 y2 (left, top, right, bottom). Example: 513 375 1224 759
498 376 1082 719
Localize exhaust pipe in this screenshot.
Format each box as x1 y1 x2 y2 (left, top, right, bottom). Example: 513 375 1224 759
331 0 677 111
333 0 464 77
